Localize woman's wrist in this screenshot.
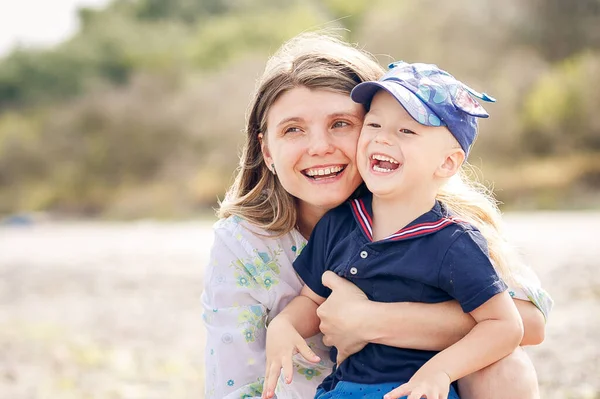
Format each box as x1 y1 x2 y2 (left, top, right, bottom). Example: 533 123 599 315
360 300 404 344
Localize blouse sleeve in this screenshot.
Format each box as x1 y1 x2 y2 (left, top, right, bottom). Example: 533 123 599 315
202 218 273 399
506 265 554 322
201 217 333 399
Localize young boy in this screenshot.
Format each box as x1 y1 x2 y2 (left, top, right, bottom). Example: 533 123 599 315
263 62 524 399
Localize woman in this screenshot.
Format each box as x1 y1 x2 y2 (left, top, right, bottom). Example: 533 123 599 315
202 32 552 399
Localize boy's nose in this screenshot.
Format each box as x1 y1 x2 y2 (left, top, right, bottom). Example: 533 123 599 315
374 130 393 146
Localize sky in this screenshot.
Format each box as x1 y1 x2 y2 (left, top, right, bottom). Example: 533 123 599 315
0 0 112 56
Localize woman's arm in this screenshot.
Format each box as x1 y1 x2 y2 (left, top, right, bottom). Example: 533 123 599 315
317 271 547 356
203 219 332 399
366 298 544 351
202 230 269 399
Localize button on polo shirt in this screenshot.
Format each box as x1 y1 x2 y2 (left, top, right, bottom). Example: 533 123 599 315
293 193 507 391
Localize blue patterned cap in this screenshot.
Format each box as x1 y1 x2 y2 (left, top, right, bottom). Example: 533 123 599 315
351 61 496 156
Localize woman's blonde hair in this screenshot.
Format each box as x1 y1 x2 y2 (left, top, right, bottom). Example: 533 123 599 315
437 167 527 285
218 32 384 234
220 32 526 285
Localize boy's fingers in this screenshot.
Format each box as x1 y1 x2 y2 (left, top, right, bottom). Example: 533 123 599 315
262 365 270 398
282 355 294 384
384 383 411 399
296 339 321 363
407 388 425 399
264 363 282 399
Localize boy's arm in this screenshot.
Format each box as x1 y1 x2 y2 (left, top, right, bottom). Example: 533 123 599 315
318 272 546 355
385 228 523 399
263 285 325 399
386 291 523 399
272 285 326 338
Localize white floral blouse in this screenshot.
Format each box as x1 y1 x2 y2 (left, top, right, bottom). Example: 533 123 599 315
201 215 554 399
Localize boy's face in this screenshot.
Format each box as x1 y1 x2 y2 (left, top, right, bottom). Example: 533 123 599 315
356 90 462 200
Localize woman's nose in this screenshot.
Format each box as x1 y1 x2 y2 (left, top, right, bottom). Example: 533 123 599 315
307 130 335 156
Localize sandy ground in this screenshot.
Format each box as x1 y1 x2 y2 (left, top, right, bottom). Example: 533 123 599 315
0 213 598 399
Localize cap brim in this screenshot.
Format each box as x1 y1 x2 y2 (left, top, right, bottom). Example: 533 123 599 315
351 80 444 127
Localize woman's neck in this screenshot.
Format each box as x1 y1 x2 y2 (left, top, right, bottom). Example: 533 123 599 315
371 190 437 241
296 202 328 240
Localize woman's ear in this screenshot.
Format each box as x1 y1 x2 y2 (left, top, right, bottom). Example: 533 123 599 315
258 133 273 166
436 149 465 178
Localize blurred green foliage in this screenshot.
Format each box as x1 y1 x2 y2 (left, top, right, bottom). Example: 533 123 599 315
0 0 599 218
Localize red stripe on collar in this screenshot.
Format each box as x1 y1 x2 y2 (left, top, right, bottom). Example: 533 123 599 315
351 199 372 240
387 218 457 241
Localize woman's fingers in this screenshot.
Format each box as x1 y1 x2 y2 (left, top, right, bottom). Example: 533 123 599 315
321 270 345 289
321 333 333 347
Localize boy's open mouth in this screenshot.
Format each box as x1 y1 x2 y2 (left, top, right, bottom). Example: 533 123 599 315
302 165 346 180
370 154 400 173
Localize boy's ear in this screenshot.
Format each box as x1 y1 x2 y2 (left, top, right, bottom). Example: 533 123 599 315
258 133 273 166
436 148 465 178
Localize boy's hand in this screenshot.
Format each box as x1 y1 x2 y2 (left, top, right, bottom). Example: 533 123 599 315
383 370 450 399
262 317 321 399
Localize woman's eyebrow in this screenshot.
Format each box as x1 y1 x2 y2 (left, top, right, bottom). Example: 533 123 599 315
328 112 362 121
276 116 304 127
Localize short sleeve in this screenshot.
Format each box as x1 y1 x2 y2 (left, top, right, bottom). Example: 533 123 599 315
438 229 508 313
293 214 332 298
509 266 555 322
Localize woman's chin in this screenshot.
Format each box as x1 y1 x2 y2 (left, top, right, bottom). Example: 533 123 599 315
298 190 354 213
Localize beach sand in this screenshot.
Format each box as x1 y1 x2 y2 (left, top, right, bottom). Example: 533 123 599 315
0 213 598 398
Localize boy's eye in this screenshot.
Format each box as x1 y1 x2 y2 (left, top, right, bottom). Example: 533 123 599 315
399 128 415 135
366 122 381 128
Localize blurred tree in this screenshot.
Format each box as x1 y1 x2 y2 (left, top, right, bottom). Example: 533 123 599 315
135 0 229 23
188 2 326 70
518 0 600 62
522 52 600 154
1 0 599 216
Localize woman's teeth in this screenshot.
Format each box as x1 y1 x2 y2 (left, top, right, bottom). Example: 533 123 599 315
305 166 344 177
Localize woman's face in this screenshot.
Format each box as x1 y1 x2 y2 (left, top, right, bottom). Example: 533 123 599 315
261 86 365 220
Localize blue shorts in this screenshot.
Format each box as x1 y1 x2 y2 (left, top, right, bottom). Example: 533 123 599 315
315 381 460 399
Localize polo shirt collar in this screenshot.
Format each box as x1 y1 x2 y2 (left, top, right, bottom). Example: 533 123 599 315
349 192 457 242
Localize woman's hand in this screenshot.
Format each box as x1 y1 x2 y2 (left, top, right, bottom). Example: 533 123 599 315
262 316 321 399
317 271 372 364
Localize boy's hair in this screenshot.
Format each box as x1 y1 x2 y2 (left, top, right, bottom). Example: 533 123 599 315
218 32 384 234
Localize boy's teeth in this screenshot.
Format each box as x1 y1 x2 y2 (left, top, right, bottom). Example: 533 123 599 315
306 166 343 176
372 154 399 164
373 165 394 173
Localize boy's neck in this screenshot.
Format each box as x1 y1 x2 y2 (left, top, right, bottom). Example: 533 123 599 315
371 190 437 241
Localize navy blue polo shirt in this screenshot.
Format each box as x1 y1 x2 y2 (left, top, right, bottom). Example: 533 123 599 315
293 193 507 390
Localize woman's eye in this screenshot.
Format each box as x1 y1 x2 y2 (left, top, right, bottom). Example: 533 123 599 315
284 127 302 134
400 128 415 135
332 120 350 129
